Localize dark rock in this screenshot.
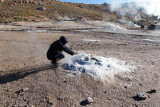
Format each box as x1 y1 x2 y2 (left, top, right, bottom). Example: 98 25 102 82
78 5 83 8
80 97 93 106
64 80 67 83
15 88 29 95
141 25 144 29
138 83 143 86
147 24 156 30
37 7 46 11
124 86 127 88
80 100 88 106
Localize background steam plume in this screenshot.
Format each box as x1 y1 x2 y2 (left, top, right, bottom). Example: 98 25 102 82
110 0 160 18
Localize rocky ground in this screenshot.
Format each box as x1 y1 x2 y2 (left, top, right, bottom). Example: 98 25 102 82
0 21 160 107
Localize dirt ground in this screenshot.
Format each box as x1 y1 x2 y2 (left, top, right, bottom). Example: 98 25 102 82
0 21 160 107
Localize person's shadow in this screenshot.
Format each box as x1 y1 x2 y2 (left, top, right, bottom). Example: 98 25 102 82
0 64 56 84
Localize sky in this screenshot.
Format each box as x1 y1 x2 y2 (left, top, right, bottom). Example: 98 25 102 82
58 0 135 4
57 0 160 18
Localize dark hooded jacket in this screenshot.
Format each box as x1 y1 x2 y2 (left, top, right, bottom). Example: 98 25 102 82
47 36 74 60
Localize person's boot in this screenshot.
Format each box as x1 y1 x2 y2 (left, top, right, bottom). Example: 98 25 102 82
51 60 58 66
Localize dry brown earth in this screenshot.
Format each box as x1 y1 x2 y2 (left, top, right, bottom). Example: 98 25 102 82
0 21 160 107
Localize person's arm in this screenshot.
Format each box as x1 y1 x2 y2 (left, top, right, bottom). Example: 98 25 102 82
59 42 74 55
62 45 74 55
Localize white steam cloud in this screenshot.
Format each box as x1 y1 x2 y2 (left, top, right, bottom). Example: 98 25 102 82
110 0 160 18
135 0 160 18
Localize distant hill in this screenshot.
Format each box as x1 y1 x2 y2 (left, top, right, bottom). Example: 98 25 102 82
0 0 118 23
0 0 56 3
0 0 159 24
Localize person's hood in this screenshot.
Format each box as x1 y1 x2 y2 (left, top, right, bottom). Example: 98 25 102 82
59 36 68 45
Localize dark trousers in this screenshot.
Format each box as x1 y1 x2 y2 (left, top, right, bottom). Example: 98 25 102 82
47 51 65 61
54 52 65 59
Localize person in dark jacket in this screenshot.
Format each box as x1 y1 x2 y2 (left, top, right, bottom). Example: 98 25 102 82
47 36 77 65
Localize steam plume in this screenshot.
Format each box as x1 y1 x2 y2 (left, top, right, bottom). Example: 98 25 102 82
135 0 160 18
110 0 160 18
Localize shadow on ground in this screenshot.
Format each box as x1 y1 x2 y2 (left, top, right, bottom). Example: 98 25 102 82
0 64 56 84
80 100 88 106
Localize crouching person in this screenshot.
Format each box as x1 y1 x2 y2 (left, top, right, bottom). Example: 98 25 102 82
47 36 77 66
